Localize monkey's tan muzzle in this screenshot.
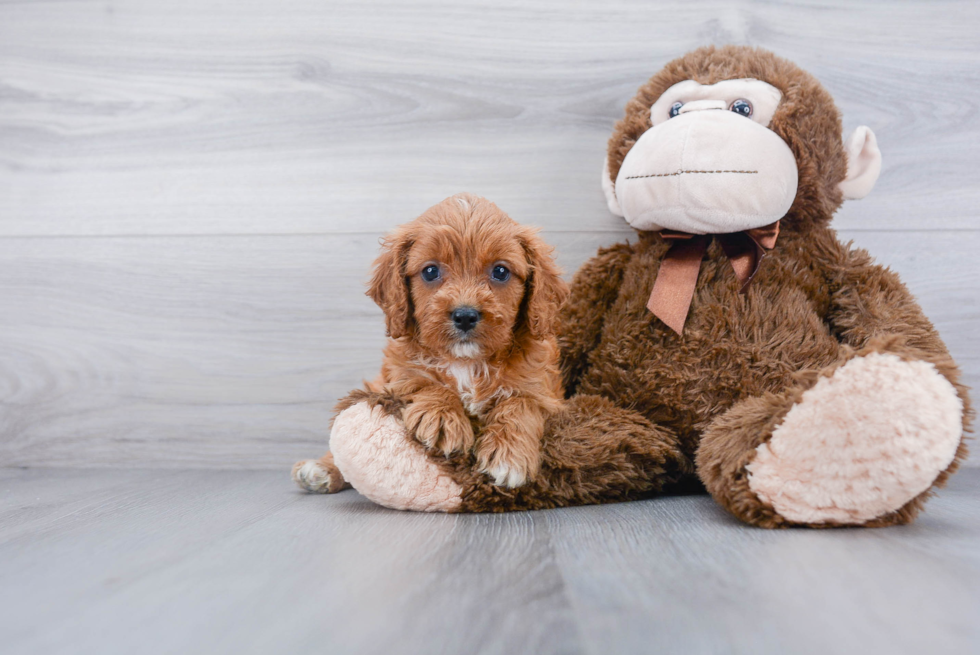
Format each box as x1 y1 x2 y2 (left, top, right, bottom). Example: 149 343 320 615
614 109 799 235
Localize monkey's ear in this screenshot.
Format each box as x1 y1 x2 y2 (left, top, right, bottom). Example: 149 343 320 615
520 230 570 339
366 228 414 339
839 126 882 200
602 156 625 216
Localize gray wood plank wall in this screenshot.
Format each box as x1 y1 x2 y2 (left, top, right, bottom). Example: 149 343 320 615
1 0 977 469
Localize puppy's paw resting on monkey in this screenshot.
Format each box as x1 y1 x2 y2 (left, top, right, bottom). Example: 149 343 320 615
475 425 542 488
403 393 475 456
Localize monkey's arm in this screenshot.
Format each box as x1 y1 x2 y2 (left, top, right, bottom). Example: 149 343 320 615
558 242 632 395
826 245 958 368
695 245 971 528
824 243 971 430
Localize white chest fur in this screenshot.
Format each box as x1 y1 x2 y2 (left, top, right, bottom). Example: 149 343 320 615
448 362 487 416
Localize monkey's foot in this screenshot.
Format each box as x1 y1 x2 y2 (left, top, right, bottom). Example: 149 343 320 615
329 402 463 512
747 353 963 524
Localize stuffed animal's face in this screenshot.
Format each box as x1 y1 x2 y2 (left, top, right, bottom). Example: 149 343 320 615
614 78 797 233
603 46 883 234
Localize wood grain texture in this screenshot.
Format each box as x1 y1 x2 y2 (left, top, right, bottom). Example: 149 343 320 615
1 468 978 654
0 0 977 468
1 0 979 236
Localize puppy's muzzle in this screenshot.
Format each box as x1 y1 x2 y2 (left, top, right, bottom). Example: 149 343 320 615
451 306 481 333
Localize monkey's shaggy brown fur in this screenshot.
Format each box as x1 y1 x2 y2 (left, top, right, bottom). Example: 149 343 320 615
321 46 971 526
562 45 970 526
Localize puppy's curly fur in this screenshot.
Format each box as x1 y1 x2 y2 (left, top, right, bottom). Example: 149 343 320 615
294 193 568 490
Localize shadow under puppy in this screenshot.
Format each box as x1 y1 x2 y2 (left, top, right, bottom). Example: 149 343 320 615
294 193 568 492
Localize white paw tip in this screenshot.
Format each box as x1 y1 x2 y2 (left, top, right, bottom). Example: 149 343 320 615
293 460 331 493
488 464 527 488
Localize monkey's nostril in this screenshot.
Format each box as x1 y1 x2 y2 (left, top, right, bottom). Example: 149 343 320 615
451 307 481 332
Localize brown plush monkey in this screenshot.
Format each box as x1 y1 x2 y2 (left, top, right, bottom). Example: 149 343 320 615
297 46 970 528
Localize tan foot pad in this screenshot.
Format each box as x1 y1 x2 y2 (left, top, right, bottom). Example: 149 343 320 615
747 353 963 524
329 402 462 512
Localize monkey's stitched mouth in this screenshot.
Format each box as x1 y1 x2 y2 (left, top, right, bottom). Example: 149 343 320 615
625 169 759 180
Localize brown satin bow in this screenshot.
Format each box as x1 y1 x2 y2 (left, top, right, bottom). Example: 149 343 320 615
646 220 780 335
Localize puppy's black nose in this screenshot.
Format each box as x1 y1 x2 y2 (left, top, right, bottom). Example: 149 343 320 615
451 307 481 332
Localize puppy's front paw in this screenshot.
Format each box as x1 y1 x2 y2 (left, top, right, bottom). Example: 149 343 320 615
403 400 475 456
475 429 541 488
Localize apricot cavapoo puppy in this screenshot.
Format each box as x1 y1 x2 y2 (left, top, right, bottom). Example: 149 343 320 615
293 193 569 491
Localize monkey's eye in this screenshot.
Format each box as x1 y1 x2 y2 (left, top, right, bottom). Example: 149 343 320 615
730 99 753 117
668 102 684 118
421 265 440 282
490 265 510 282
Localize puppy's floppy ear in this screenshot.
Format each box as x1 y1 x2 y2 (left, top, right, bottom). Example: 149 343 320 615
518 228 569 339
367 226 415 339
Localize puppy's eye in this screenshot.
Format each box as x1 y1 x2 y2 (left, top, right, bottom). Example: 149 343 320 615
729 99 752 117
669 102 684 118
421 265 440 282
490 265 510 282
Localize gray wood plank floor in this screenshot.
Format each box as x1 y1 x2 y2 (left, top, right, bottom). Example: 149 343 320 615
1 467 978 655
1 0 978 468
